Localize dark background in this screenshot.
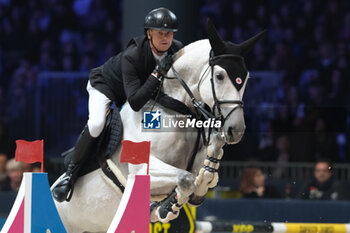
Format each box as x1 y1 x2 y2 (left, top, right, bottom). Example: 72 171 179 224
0 0 349 165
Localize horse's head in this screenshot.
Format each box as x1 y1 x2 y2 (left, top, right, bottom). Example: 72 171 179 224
198 19 266 144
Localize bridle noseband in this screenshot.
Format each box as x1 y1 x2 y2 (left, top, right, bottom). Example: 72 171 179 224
208 51 245 126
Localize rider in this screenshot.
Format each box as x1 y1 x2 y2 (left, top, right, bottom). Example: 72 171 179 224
52 7 184 202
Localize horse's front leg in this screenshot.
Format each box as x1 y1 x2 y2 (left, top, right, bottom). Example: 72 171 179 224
190 132 225 206
144 156 195 223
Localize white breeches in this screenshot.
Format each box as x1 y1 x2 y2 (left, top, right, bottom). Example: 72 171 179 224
86 81 111 137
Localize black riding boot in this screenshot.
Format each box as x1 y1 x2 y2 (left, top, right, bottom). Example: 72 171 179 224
52 126 97 202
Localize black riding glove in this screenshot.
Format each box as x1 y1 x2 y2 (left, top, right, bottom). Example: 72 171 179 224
153 55 174 77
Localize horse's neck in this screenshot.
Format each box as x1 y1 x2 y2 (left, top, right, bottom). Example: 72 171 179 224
162 40 210 106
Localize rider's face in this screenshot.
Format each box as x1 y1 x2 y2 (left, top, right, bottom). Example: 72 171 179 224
147 29 174 54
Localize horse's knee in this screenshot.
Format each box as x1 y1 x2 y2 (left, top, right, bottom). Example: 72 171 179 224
177 172 195 194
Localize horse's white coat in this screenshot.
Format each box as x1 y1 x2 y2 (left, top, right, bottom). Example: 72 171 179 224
54 39 248 233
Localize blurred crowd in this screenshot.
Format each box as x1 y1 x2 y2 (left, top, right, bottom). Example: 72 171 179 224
0 0 122 155
0 151 42 192
237 158 349 200
2 148 347 202
0 0 349 168
198 0 350 163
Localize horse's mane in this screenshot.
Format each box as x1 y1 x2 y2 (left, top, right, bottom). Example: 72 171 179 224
170 39 210 85
173 39 210 63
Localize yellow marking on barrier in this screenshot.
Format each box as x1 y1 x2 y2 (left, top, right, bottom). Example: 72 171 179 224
232 224 254 232
183 204 195 233
187 204 196 219
285 223 347 233
206 189 215 198
149 204 195 232
150 222 171 233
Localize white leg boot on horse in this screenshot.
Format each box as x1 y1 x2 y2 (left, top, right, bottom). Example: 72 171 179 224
141 156 195 223
153 172 195 223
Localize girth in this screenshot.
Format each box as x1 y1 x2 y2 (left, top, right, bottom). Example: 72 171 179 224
99 157 125 193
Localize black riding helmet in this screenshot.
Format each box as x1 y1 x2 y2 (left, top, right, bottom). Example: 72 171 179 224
144 7 178 32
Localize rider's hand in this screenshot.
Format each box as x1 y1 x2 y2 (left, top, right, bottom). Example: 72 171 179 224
154 55 173 77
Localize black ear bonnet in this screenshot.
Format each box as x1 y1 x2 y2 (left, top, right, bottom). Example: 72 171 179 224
207 19 266 91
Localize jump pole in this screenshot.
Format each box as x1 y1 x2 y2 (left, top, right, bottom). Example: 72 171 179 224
195 221 350 233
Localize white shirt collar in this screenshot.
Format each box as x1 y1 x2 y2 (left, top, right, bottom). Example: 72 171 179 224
152 51 167 61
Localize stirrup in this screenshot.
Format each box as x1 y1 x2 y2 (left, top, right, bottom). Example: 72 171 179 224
60 175 75 202
66 184 74 202
52 175 74 202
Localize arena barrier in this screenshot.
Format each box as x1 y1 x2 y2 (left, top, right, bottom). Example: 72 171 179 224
0 172 151 233
107 174 150 233
1 139 153 233
2 172 350 233
0 173 67 233
196 221 350 233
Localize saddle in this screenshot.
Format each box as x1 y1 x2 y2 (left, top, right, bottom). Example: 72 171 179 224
62 104 123 178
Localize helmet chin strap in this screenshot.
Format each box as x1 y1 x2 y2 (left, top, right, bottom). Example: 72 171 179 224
149 35 167 54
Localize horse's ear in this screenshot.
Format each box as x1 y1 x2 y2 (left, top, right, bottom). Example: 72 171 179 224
239 30 267 55
207 18 226 55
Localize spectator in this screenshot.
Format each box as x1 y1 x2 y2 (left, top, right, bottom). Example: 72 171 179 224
297 159 346 200
1 158 24 192
239 167 282 198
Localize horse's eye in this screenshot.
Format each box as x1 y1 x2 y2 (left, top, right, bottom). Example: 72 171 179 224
216 73 224 80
